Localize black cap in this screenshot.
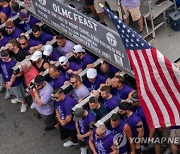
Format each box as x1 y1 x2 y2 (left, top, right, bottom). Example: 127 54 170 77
131 91 139 102
73 108 84 121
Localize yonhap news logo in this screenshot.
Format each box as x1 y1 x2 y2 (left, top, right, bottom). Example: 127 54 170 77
39 0 46 5
113 132 127 148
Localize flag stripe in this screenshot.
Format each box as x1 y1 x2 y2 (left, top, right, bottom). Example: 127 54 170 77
134 49 169 127
151 50 180 125
143 49 177 126
127 50 160 128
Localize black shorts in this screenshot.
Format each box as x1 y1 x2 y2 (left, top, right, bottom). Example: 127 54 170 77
59 126 78 143
85 0 94 5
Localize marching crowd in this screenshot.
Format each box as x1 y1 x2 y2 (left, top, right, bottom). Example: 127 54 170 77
0 0 180 154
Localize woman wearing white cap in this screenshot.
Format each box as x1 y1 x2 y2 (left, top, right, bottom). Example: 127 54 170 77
30 50 49 75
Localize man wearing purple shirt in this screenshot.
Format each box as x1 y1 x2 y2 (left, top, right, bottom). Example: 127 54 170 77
0 49 27 112
89 124 118 154
74 107 96 153
43 44 60 64
73 45 95 69
17 9 39 32
83 68 106 92
48 64 67 89
33 75 57 131
31 25 53 45
70 74 89 103
99 85 119 112
0 0 11 23
52 88 78 147
9 1 19 18
4 20 23 39
18 35 40 54
0 28 8 48
111 75 134 100
119 102 144 153
55 33 75 56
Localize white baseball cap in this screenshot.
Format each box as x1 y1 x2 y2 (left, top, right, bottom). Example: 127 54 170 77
73 45 85 53
59 56 68 65
87 68 97 79
30 51 42 61
43 44 53 56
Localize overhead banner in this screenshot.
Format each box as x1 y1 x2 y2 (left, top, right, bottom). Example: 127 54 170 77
32 0 132 73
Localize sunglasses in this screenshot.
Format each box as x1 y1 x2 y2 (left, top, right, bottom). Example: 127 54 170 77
62 64 67 67
70 81 77 85
1 54 8 57
35 83 42 87
5 26 14 30
96 131 105 138
73 53 79 56
19 42 27 46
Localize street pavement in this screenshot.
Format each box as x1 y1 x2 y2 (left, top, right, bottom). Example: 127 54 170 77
0 93 80 154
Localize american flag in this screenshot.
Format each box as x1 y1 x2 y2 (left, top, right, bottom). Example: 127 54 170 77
103 7 180 128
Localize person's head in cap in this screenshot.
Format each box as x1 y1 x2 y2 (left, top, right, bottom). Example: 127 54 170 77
48 64 61 79
34 75 45 90
0 49 10 62
110 113 120 128
118 102 132 117
73 107 86 121
58 56 70 70
73 44 85 59
86 68 97 83
30 50 42 63
100 85 112 99
19 9 29 22
5 20 15 35
43 44 53 57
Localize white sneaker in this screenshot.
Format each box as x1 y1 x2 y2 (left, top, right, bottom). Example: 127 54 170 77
20 104 28 113
11 98 19 104
30 101 36 109
63 141 78 147
80 147 87 154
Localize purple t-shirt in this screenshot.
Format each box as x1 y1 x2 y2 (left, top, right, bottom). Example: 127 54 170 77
24 39 40 53
62 62 81 80
1 5 11 19
17 16 39 32
6 27 23 39
49 72 66 89
56 40 75 56
35 81 54 115
132 106 149 137
0 59 22 87
78 111 96 141
31 31 53 45
45 51 60 62
0 36 8 48
101 95 119 112
121 0 140 8
77 53 95 69
83 74 106 92
112 84 133 100
72 84 89 102
9 11 18 18
55 95 76 129
93 129 114 154
125 112 142 138
109 120 128 154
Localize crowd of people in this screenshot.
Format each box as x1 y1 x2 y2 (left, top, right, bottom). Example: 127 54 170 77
0 0 179 154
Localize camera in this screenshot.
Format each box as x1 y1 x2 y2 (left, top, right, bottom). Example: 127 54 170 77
12 65 21 75
26 81 36 92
